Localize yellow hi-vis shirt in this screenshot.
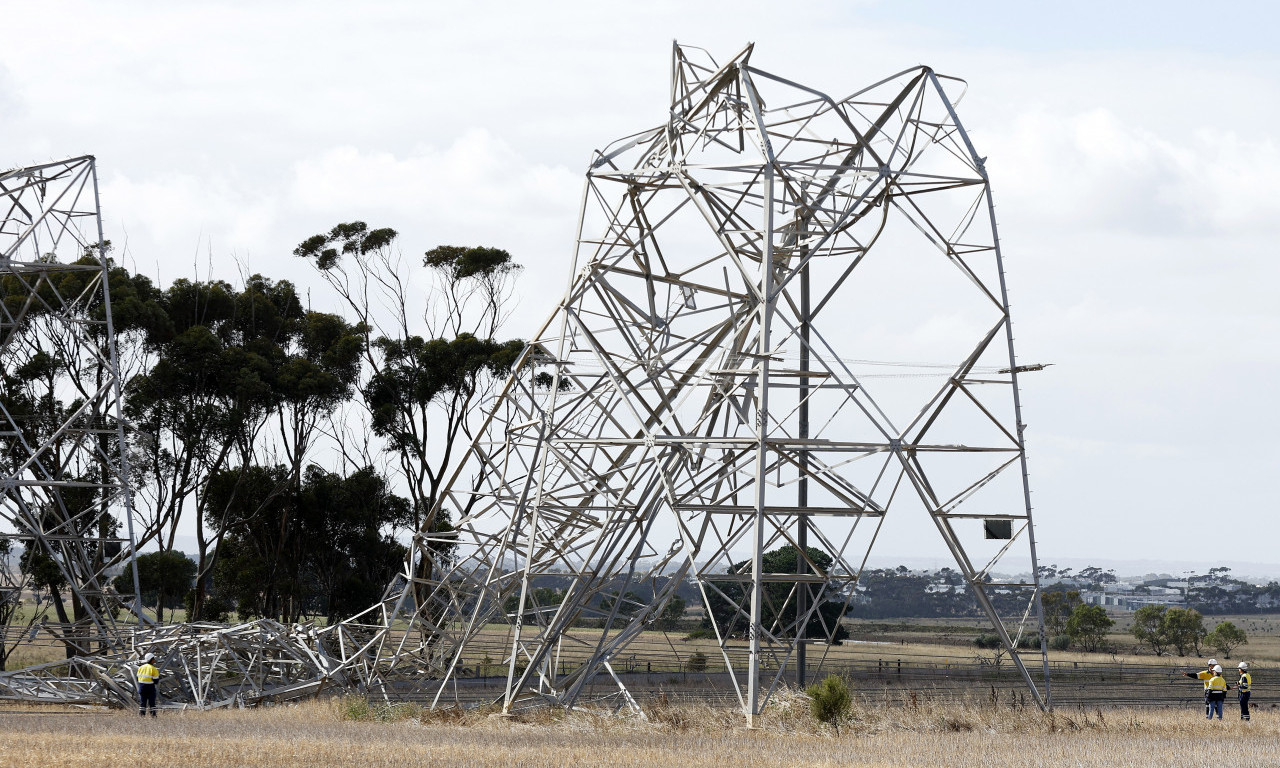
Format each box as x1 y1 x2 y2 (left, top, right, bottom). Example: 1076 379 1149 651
1195 669 1213 690
1208 674 1228 693
1239 672 1252 693
137 663 159 685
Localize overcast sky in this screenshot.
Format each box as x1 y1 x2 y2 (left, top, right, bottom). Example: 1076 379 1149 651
3 0 1277 570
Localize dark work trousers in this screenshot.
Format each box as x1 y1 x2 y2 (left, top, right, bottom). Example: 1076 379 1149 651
138 683 157 717
1240 691 1251 721
1205 690 1211 718
1208 693 1225 720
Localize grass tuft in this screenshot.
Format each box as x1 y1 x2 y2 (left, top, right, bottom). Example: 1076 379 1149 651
334 695 421 723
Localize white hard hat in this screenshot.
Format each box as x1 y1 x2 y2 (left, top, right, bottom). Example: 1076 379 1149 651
143 652 155 663
1208 658 1218 666
1239 662 1249 670
1213 665 1223 674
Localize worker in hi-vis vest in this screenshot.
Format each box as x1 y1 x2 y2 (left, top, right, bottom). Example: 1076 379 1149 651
1236 662 1252 721
1185 658 1218 718
1206 665 1229 720
136 653 160 717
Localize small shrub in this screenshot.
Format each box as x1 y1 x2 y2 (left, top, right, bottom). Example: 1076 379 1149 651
806 674 852 730
338 695 372 721
683 628 714 641
377 703 421 722
973 634 1002 649
685 651 708 672
1016 635 1040 650
1050 634 1072 651
336 695 420 722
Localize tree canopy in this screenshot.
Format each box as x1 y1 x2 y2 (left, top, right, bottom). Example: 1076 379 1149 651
0 224 526 652
1132 605 1206 656
704 546 849 644
1205 621 1248 658
1064 604 1114 652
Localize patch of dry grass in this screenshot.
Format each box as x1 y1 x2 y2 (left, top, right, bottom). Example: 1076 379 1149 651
0 694 1275 768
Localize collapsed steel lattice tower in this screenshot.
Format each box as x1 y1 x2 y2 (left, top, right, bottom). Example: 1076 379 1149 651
0 156 143 654
0 45 1051 716
382 43 1051 720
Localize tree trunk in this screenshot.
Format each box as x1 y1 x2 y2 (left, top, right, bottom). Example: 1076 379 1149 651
48 587 73 658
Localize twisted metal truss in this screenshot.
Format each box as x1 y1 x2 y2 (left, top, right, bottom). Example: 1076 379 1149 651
0 618 390 708
0 588 426 707
375 43 1051 720
0 156 143 655
0 45 1051 718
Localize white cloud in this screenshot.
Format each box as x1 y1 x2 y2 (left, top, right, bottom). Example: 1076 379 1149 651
1196 128 1280 231
289 131 579 226
2 0 1278 565
100 172 280 280
991 108 1280 236
0 64 19 123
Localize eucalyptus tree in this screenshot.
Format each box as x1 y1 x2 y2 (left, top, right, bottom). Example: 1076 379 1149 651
125 274 366 620
206 464 409 624
295 465 410 624
293 225 524 599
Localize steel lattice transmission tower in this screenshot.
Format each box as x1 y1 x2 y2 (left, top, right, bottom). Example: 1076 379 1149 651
0 45 1051 716
370 42 1051 720
0 156 144 655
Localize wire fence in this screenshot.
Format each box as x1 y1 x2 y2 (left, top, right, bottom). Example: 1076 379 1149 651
3 622 1262 711
381 645 1255 710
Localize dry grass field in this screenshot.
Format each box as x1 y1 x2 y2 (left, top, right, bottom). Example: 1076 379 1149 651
1 695 1276 768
